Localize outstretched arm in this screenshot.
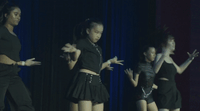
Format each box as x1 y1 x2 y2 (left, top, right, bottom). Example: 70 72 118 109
16 58 41 66
124 68 139 87
172 50 199 74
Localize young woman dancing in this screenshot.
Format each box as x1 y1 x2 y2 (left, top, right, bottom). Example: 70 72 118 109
62 18 123 111
125 46 158 111
153 28 198 111
0 1 41 111
125 45 158 111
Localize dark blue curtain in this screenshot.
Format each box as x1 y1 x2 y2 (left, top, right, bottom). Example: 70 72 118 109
5 0 155 111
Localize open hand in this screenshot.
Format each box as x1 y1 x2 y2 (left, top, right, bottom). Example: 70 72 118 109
110 56 124 65
124 68 133 79
61 43 77 53
187 49 199 60
25 58 41 66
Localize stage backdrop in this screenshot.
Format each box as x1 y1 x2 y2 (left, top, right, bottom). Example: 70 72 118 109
5 0 155 111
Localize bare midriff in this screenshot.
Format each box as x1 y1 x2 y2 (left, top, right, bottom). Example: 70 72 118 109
0 55 16 65
79 69 100 76
159 78 169 81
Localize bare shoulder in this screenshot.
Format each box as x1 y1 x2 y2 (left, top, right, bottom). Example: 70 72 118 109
169 56 175 62
157 53 162 56
155 53 162 62
156 53 162 59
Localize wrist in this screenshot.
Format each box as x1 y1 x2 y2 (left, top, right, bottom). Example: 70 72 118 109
129 78 134 81
21 61 26 66
189 57 194 61
107 60 111 65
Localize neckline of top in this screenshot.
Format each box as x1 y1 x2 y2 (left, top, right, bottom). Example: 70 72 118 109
3 26 18 37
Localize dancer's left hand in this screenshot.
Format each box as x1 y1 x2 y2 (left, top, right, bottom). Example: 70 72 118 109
25 58 41 66
187 49 199 60
110 56 124 65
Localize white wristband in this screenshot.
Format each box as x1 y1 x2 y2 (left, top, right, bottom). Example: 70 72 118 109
107 60 111 65
22 61 25 66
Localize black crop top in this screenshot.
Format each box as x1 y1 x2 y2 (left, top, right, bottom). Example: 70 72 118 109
157 61 177 81
76 38 103 74
0 26 21 62
135 62 156 88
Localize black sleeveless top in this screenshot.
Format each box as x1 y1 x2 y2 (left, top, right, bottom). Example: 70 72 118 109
135 62 156 88
0 26 21 62
157 61 177 81
76 38 103 74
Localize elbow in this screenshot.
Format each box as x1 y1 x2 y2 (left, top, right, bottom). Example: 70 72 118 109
177 69 183 74
133 83 138 87
178 71 183 74
68 65 74 70
153 69 158 74
153 67 158 73
68 67 73 70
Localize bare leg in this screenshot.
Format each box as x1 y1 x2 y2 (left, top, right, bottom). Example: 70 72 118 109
136 100 147 111
92 102 104 111
69 102 78 111
147 102 158 111
78 100 92 111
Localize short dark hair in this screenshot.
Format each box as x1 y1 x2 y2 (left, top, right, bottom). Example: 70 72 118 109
139 45 155 62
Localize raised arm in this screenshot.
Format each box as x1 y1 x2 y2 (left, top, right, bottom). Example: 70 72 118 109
61 43 81 70
124 68 139 87
153 54 166 74
154 48 171 73
171 50 199 74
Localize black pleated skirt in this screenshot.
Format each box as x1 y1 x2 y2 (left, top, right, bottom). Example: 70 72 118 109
66 72 109 103
157 80 182 109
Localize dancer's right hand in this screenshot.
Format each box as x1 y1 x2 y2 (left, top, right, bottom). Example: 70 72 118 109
124 68 133 79
61 43 78 53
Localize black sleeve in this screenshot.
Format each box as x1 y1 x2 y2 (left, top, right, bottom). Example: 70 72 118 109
76 39 85 51
134 64 142 74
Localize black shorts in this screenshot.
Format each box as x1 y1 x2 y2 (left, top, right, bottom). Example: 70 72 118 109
135 86 154 104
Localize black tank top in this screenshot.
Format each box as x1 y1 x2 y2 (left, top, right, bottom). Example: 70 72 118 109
157 61 177 81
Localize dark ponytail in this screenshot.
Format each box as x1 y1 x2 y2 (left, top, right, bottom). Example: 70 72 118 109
0 0 19 25
72 18 103 43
